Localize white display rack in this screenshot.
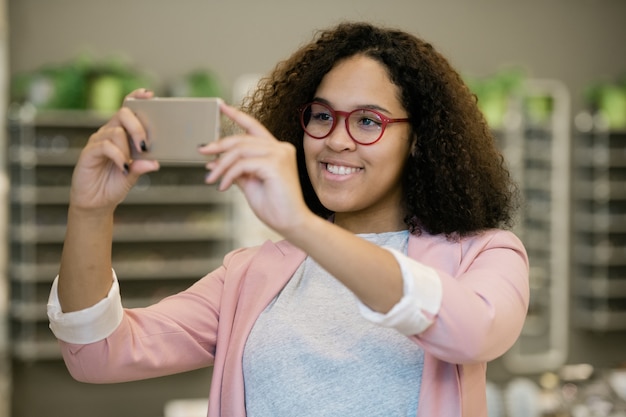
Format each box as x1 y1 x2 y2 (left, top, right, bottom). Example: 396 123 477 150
500 79 571 374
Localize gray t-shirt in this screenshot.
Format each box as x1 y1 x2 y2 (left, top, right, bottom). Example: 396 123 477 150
243 230 423 417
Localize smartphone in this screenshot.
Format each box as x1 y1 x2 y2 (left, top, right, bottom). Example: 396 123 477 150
123 97 222 165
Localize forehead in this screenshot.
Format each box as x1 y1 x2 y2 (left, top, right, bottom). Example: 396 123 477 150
315 55 403 113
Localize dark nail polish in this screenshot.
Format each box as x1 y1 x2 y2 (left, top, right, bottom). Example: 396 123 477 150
123 163 130 175
140 141 148 152
198 143 207 148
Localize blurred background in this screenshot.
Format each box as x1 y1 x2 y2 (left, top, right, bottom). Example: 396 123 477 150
2 0 626 416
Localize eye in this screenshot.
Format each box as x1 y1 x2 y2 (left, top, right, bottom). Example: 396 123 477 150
310 104 334 124
313 112 332 122
353 110 383 131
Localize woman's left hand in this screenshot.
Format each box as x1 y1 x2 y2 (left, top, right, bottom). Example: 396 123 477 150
199 102 312 236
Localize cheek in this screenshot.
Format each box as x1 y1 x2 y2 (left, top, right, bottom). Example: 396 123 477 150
303 135 319 153
303 137 321 170
377 145 411 183
302 136 313 156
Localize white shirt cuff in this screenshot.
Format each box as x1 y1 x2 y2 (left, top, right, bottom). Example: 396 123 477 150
47 271 124 344
358 247 442 335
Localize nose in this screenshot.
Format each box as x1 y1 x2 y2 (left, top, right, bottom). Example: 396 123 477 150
325 117 356 151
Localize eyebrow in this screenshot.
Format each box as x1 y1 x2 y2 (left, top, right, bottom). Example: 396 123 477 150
312 97 393 115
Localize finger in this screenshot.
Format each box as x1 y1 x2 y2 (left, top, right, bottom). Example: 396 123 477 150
210 156 268 191
97 107 149 154
127 159 160 177
200 133 266 155
85 137 134 174
90 125 133 161
203 143 241 184
118 88 154 152
117 107 149 154
220 102 273 138
199 130 276 159
101 87 152 144
85 135 159 177
204 138 272 182
125 88 154 101
87 126 133 168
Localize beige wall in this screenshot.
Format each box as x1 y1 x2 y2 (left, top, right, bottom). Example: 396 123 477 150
7 0 626 114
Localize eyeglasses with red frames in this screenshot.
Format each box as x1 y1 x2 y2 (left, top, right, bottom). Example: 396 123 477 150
299 102 410 145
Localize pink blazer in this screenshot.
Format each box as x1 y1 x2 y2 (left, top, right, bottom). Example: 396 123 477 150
58 229 529 417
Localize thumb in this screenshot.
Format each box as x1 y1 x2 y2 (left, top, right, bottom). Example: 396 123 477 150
127 160 160 179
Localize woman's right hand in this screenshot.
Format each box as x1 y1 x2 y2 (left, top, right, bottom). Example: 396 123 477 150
69 88 160 214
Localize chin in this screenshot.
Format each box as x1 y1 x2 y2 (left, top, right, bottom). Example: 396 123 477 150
317 200 355 214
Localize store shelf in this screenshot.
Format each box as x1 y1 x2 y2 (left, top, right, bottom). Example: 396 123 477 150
574 308 626 332
7 104 236 361
12 340 62 362
574 276 626 298
12 219 232 243
572 113 626 331
10 256 225 283
11 185 231 205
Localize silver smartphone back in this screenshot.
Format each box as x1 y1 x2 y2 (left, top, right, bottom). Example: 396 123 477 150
123 97 221 165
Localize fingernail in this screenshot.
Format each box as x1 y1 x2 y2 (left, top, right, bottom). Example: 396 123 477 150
123 163 130 175
198 143 206 148
140 140 148 152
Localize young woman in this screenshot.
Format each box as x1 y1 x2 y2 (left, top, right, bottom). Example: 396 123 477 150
48 21 529 417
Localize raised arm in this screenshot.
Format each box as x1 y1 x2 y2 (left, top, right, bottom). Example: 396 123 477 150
58 89 160 312
200 103 405 314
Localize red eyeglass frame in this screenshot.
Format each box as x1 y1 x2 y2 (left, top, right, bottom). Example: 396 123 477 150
299 101 410 145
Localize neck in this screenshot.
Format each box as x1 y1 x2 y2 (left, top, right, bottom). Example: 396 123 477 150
333 212 407 234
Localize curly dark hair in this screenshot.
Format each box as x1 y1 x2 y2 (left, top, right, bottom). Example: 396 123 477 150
241 21 520 237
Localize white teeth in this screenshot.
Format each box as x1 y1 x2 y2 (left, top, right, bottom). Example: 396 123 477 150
326 164 360 175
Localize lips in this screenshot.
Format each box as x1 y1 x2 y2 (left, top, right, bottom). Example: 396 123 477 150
325 163 362 175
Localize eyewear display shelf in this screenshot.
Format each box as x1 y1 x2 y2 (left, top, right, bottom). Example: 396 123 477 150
573 112 626 331
7 104 236 361
498 79 571 374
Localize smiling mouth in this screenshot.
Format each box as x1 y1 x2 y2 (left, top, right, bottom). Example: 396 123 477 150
325 163 362 175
